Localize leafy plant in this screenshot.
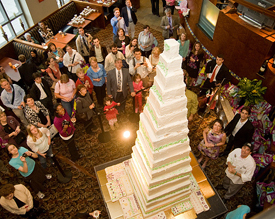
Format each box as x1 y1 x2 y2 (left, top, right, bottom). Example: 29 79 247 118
237 78 267 106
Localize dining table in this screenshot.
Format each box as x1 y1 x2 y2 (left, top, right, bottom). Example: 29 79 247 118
0 57 21 82
67 19 91 29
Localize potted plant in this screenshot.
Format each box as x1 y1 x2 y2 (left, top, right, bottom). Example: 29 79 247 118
237 78 267 107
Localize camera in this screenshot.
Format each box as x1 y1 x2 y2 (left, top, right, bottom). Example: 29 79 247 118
22 153 28 157
62 120 70 127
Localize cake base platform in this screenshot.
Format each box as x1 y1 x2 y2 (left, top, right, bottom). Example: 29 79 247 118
94 153 227 219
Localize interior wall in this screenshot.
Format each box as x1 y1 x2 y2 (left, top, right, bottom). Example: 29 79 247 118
184 0 275 105
20 0 58 25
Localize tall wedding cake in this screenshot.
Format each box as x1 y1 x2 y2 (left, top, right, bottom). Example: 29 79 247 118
127 39 193 217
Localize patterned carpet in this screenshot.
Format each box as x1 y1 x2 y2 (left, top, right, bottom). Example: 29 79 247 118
0 23 257 218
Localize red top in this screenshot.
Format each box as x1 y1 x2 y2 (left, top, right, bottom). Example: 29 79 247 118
104 101 118 121
46 63 61 80
133 81 143 97
75 75 94 94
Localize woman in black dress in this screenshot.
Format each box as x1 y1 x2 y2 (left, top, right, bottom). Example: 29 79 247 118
186 42 204 86
114 28 131 55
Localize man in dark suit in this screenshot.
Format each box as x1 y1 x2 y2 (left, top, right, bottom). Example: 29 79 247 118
200 54 231 96
221 106 254 156
29 72 54 116
90 38 108 65
18 54 37 91
160 8 179 39
107 59 135 113
121 0 138 39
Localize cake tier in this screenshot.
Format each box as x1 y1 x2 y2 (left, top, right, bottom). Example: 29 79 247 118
149 86 187 117
135 131 191 174
137 129 190 162
157 55 183 90
127 160 191 217
134 140 191 178
162 39 181 60
139 113 189 150
131 148 192 196
154 68 185 102
144 101 188 131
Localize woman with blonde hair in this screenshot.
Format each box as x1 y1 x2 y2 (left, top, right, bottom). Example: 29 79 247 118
54 74 77 117
148 46 161 82
27 124 53 169
86 57 107 107
178 32 190 69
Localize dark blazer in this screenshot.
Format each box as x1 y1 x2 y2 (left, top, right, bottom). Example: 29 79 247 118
29 78 52 101
107 68 134 99
18 63 37 87
89 45 108 61
121 6 137 26
224 113 254 149
205 59 231 85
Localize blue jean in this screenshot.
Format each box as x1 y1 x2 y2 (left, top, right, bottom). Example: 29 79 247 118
38 146 53 169
61 99 74 117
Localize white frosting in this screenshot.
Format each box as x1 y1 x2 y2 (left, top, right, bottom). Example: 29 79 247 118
163 39 181 60
154 70 185 101
156 58 183 91
149 88 187 116
128 38 193 216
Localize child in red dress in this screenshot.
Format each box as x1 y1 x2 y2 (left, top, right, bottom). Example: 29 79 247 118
104 97 120 130
133 74 144 113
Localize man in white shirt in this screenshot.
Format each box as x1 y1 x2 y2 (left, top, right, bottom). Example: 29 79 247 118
75 27 93 64
129 48 152 87
221 106 254 156
217 143 256 202
121 0 138 39
105 43 125 73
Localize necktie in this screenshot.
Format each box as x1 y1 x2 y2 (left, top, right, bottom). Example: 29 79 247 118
210 66 218 83
82 36 89 52
117 70 122 91
168 17 172 34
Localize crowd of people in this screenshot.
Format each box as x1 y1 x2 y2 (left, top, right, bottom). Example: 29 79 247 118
0 0 259 218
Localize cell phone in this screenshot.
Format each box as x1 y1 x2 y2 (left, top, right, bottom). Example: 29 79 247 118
22 153 28 157
140 62 144 65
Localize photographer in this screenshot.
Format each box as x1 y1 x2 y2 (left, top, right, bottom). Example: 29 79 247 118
53 103 80 161
129 48 152 88
7 145 52 199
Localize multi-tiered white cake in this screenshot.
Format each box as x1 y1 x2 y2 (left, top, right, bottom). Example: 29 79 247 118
127 39 193 217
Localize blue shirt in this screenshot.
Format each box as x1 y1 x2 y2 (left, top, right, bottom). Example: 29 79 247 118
226 205 250 219
1 84 25 109
9 147 35 177
53 50 64 69
110 16 127 35
86 64 107 87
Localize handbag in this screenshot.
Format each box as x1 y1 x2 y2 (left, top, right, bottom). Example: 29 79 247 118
48 124 58 139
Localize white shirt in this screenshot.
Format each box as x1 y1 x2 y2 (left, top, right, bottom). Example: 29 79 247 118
63 49 84 74
115 68 123 92
207 64 222 81
129 56 152 78
226 148 256 184
104 51 125 73
27 128 50 154
232 118 248 136
127 7 132 22
94 45 103 62
35 82 47 100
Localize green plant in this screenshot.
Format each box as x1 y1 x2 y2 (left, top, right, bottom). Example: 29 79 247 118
237 78 267 106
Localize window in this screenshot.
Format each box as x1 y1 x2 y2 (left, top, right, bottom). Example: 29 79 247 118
198 0 220 39
56 0 71 8
0 0 28 47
